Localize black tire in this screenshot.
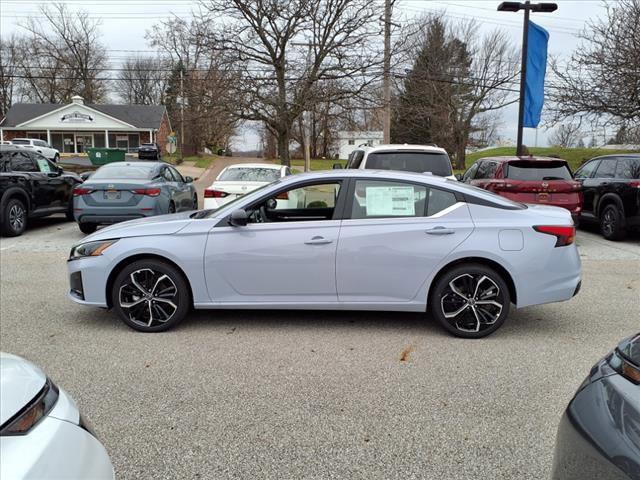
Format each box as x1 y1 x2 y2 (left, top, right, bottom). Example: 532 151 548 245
429 263 511 339
111 259 190 332
192 194 198 210
599 204 626 241
65 198 75 221
168 201 176 214
53 153 60 163
79 222 97 234
1 198 27 237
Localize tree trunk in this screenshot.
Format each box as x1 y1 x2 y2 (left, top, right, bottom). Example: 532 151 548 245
455 143 466 170
277 129 291 167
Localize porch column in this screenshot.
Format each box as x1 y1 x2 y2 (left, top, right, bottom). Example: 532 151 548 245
105 130 109 148
46 129 51 145
0 129 3 142
149 129 153 143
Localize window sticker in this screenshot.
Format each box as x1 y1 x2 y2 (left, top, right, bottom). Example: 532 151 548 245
365 186 415 216
36 158 52 173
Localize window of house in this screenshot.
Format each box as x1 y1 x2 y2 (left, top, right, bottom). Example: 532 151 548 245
348 139 355 145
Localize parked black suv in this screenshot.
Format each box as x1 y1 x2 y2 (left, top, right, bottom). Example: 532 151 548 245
0 145 81 236
574 154 640 240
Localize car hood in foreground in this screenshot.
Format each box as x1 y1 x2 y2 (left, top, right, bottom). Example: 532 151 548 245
0 353 47 425
82 211 195 242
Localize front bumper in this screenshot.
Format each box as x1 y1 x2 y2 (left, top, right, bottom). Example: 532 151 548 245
67 255 110 307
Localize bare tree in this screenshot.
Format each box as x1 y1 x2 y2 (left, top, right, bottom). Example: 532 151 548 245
549 122 584 148
197 0 383 166
115 56 170 105
0 35 24 116
19 2 108 103
548 0 640 126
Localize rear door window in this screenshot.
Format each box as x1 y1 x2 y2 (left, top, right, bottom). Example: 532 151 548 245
363 152 452 176
505 161 572 180
615 157 640 179
9 152 38 172
594 158 617 178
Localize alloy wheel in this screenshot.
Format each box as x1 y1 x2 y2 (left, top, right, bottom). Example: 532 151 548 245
602 209 615 236
118 268 178 328
9 204 25 233
440 273 503 333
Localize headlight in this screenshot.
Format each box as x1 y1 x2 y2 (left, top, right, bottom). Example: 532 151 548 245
69 239 118 260
0 378 59 436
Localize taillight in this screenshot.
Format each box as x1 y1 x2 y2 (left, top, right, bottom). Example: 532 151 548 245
72 187 93 196
204 189 228 198
533 225 576 247
133 188 161 197
630 181 640 189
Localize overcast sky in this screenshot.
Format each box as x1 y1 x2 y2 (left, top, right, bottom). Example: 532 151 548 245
1 0 610 150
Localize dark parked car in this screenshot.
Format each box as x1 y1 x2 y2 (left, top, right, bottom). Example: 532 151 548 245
462 156 583 221
137 143 162 160
73 161 197 234
0 145 81 236
573 154 640 240
552 333 640 480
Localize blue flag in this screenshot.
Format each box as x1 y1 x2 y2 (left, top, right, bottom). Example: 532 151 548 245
523 21 549 128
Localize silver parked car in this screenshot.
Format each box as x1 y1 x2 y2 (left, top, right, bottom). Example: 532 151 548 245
67 170 582 338
73 161 197 234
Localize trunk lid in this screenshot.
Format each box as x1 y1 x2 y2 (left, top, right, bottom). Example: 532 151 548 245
78 179 158 206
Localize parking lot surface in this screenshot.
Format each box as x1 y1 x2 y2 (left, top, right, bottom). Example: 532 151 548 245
1 218 638 480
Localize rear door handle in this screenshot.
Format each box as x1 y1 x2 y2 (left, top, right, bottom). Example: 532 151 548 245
425 226 455 235
304 236 333 245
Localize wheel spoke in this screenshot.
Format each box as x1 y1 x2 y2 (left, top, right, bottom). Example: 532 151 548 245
443 303 469 319
153 297 177 310
151 274 169 295
130 274 149 296
449 275 472 300
120 298 146 309
472 275 489 299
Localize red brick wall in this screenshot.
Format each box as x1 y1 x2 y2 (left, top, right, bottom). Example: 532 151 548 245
1 130 27 141
139 131 151 144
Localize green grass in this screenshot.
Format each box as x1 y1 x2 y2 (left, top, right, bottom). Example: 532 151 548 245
164 154 217 169
465 147 640 172
290 158 347 171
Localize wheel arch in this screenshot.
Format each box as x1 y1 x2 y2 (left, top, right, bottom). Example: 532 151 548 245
0 187 31 223
596 193 624 218
105 253 194 309
427 256 517 308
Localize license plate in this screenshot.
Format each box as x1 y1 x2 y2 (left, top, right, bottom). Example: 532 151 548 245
537 192 549 202
104 190 121 200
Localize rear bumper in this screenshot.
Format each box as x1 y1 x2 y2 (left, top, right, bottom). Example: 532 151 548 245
74 199 163 225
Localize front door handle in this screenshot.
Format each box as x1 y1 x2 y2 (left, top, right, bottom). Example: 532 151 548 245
304 236 333 245
425 226 455 235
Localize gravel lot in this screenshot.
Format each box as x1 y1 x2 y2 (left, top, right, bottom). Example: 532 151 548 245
1 217 638 480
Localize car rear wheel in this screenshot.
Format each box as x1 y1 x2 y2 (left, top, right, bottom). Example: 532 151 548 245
599 204 626 241
53 153 60 163
65 198 75 221
79 222 97 234
430 263 510 338
193 194 198 210
2 198 27 237
168 201 176 214
111 259 190 332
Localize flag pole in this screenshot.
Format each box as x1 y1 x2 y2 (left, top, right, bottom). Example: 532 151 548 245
516 3 531 157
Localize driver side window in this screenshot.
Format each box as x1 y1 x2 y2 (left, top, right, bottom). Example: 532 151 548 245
248 182 341 223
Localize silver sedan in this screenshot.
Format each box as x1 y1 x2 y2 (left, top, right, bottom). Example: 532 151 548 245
67 170 582 338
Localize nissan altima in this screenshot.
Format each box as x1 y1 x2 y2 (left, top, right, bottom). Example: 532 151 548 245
67 170 582 338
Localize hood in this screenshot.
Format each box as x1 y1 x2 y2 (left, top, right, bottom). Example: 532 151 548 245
83 211 195 242
0 353 47 425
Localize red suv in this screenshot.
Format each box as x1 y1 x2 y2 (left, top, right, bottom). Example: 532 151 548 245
461 156 583 221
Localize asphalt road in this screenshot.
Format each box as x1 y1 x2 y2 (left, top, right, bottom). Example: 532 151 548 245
0 217 638 480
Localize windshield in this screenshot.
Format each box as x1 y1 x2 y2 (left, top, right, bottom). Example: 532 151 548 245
91 164 156 180
365 152 453 176
219 167 280 182
505 161 572 181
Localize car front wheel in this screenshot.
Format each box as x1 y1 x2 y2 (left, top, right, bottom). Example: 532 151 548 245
111 259 190 332
1 198 27 237
79 222 97 234
600 204 626 241
430 263 510 338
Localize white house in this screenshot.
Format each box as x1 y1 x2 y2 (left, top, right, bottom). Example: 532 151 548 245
337 131 384 159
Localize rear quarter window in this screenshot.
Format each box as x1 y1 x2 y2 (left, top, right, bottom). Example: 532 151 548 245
615 157 640 179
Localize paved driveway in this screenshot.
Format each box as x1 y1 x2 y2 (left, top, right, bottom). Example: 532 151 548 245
0 222 638 480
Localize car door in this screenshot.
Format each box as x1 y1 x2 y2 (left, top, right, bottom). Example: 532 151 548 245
9 152 54 211
591 158 618 216
168 166 191 210
159 166 179 209
335 178 474 303
204 180 344 303
574 159 600 218
30 153 66 209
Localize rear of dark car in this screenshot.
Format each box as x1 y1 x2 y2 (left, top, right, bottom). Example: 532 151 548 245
138 143 161 160
552 334 640 480
471 157 582 220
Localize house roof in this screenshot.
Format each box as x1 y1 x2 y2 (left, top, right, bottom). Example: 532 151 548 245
0 103 167 129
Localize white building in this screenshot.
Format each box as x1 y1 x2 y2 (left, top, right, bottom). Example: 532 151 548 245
337 131 383 159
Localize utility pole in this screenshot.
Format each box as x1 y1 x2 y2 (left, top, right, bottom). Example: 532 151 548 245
292 42 316 172
180 69 185 161
497 1 557 156
382 0 393 144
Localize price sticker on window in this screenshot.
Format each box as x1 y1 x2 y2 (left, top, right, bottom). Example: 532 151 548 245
36 158 53 173
365 186 415 216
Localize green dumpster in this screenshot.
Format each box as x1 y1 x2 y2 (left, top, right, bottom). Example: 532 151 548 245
87 148 126 166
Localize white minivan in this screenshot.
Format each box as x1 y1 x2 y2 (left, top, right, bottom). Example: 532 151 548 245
342 144 456 180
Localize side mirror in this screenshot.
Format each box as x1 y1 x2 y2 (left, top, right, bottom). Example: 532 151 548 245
455 173 463 181
265 198 277 210
333 163 343 170
184 176 193 183
229 209 248 227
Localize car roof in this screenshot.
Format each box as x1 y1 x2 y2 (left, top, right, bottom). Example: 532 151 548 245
359 144 447 154
0 144 27 152
475 156 569 163
225 163 283 170
10 138 33 141
100 161 164 168
590 153 640 159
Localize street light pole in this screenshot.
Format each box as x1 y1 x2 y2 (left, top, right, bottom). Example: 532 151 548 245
497 1 557 157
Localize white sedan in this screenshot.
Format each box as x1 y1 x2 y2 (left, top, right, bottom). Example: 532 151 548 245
204 163 291 209
0 353 114 479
